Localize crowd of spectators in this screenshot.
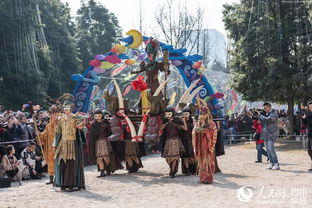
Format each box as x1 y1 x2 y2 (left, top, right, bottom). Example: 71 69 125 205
0 107 48 181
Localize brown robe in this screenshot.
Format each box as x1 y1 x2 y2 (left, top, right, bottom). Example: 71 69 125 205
39 122 56 176
90 120 123 172
160 119 185 174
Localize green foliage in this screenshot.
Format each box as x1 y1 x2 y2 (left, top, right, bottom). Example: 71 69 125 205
223 0 312 133
0 0 121 110
223 0 312 104
76 0 122 69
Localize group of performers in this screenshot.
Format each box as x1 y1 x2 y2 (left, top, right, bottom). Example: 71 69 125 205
29 36 225 193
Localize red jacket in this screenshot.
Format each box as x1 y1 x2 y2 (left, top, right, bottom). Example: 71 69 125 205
253 120 264 144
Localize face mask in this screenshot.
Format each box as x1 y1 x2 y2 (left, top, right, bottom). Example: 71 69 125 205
94 114 103 120
182 112 190 119
63 106 71 113
165 112 173 120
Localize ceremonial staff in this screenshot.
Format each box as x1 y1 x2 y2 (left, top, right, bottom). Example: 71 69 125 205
163 50 170 99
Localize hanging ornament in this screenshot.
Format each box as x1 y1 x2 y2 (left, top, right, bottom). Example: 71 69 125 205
90 59 101 67
171 60 182 66
125 59 136 65
192 61 202 69
105 55 121 64
99 61 115 69
95 54 105 61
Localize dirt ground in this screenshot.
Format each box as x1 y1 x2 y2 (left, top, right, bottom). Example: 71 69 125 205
1 144 312 208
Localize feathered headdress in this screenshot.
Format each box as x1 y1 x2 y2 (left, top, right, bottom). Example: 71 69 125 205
58 93 74 105
145 37 161 58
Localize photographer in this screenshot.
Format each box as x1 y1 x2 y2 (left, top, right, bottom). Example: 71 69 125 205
258 103 280 170
4 116 24 142
301 101 312 171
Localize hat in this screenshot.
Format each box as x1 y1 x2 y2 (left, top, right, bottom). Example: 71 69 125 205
145 37 160 57
94 108 102 115
58 93 74 107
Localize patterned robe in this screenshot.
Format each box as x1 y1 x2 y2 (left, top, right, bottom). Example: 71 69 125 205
39 122 56 176
53 114 85 189
192 121 217 183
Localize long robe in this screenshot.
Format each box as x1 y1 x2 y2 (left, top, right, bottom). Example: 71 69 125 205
90 121 123 172
123 126 143 172
181 119 196 174
192 121 217 183
39 122 56 176
53 114 85 189
160 119 185 174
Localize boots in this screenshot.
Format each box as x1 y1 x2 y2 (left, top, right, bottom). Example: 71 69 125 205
185 168 191 176
215 157 221 173
46 175 54 185
106 167 111 176
97 170 106 178
169 170 176 178
66 186 74 192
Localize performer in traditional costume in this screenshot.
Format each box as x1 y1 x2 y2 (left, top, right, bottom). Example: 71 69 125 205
192 105 218 184
131 37 169 95
180 107 196 176
214 121 225 173
90 109 122 177
123 122 144 173
53 94 86 192
35 105 58 185
160 107 185 178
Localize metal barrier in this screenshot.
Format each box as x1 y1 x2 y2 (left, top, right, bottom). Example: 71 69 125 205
0 139 35 145
224 133 308 148
224 133 254 145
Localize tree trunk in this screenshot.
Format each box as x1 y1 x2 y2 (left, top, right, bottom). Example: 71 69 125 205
287 97 294 136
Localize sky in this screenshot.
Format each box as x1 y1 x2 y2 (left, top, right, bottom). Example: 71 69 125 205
62 0 240 36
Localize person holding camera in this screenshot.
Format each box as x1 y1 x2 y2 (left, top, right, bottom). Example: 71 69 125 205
4 116 24 142
258 103 280 170
301 101 312 171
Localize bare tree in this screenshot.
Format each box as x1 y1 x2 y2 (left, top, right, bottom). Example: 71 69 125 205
154 0 204 55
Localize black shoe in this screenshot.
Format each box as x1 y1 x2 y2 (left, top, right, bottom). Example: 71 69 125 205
46 176 54 185
215 167 221 173
61 186 66 191
185 169 191 176
255 161 262 163
66 187 74 192
267 157 270 162
106 171 111 176
97 170 106 178
170 172 176 178
308 169 312 172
